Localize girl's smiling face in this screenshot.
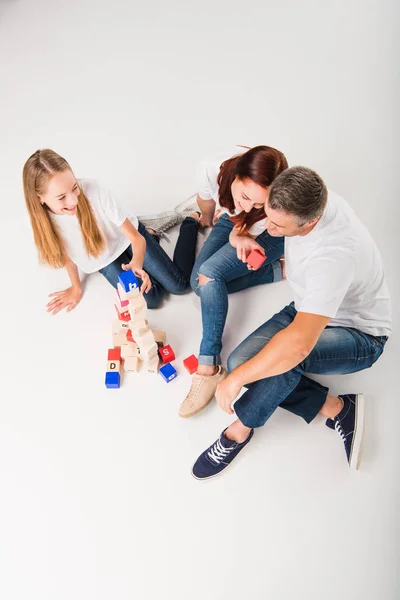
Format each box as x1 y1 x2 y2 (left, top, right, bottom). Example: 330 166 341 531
230 176 269 213
39 169 80 215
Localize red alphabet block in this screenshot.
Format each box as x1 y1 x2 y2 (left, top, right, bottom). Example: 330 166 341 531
246 249 266 270
108 347 121 361
126 329 136 343
115 304 130 322
183 354 198 374
158 345 175 364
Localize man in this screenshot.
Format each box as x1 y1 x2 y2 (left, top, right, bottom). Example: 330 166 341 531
191 166 391 479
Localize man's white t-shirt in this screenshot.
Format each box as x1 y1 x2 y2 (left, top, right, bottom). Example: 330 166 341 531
285 191 392 337
196 146 267 237
50 179 138 274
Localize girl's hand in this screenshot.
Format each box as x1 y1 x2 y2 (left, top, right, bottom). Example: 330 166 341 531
46 286 82 315
121 262 152 294
212 209 223 226
199 213 214 228
235 236 266 267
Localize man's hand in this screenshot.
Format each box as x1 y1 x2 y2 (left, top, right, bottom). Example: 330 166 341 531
235 236 266 267
121 262 152 294
215 374 243 415
46 286 82 315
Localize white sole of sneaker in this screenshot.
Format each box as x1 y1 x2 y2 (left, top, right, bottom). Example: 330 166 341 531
349 393 365 470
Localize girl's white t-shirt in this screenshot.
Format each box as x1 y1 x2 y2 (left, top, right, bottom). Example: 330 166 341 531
50 179 138 274
196 145 267 237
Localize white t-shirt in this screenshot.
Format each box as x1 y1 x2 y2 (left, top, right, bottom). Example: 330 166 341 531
196 145 267 237
50 179 138 274
285 191 392 337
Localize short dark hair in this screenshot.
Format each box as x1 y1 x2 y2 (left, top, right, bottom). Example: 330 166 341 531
268 166 328 225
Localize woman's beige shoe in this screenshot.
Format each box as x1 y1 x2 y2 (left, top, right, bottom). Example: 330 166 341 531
179 366 228 418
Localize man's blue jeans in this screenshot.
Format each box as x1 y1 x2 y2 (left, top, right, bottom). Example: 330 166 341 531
190 214 285 366
99 219 198 308
228 303 388 428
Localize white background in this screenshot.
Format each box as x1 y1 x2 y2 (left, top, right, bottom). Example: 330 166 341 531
0 1 399 598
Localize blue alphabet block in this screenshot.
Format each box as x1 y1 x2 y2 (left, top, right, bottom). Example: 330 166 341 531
105 371 121 389
118 271 139 293
159 363 177 383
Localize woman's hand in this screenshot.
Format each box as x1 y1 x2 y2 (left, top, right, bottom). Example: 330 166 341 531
46 286 82 315
212 209 223 225
121 262 152 294
215 374 243 415
235 236 266 267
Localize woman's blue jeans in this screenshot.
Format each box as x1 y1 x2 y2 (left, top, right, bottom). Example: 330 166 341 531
99 218 198 308
228 302 388 428
190 214 285 366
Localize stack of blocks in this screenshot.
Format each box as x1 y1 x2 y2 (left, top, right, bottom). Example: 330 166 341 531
105 270 200 388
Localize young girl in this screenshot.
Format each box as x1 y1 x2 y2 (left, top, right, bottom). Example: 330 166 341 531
178 145 288 418
22 149 200 314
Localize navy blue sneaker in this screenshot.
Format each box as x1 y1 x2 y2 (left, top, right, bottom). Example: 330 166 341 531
191 428 254 480
326 394 364 469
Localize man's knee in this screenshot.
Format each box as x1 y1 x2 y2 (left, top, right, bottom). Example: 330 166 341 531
227 348 246 373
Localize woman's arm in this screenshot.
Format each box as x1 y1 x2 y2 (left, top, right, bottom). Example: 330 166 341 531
120 218 151 293
46 256 83 315
197 194 216 227
229 227 266 265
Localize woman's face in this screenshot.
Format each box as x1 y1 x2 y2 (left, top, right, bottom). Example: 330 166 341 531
231 176 269 213
39 169 80 215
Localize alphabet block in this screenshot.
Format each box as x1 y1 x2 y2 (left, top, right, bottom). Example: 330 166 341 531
128 305 147 323
126 329 135 343
121 342 138 359
130 318 148 337
183 354 198 374
115 304 131 322
159 363 177 383
112 332 128 347
128 294 147 314
106 359 121 372
115 289 129 311
108 348 121 361
158 345 175 364
147 355 160 374
117 282 129 303
246 249 266 270
105 371 120 388
124 356 139 372
118 270 139 293
112 319 130 334
153 330 166 348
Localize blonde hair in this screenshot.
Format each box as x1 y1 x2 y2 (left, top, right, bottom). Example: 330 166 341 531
22 149 104 268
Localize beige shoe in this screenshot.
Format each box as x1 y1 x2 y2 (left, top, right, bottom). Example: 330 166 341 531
179 366 228 418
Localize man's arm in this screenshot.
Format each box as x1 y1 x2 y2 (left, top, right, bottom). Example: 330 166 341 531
216 312 331 414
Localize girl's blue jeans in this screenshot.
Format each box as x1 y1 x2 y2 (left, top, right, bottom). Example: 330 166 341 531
99 218 198 308
228 302 388 428
190 214 285 366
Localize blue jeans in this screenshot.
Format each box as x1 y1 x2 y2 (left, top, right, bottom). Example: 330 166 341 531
99 218 198 308
228 303 388 428
190 214 285 366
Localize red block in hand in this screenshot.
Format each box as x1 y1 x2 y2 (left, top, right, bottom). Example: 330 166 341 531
158 345 175 364
108 347 121 361
183 354 198 374
246 249 266 270
115 304 130 322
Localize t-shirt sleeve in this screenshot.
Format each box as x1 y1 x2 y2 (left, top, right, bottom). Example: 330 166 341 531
195 159 218 201
297 250 356 318
97 184 128 227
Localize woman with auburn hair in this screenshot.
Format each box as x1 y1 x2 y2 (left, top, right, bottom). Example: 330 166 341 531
178 145 288 418
23 149 200 314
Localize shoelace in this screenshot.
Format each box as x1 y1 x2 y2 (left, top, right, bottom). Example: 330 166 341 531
207 438 234 465
335 420 346 443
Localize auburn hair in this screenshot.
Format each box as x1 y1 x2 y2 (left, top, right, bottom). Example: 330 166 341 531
22 149 104 268
217 145 288 234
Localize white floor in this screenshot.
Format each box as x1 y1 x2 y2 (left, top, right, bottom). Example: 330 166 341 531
0 1 399 599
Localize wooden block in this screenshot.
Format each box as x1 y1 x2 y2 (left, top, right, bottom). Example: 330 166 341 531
130 318 148 337
124 356 139 372
128 294 147 314
153 330 166 348
129 305 147 323
159 363 177 383
121 342 138 359
108 348 121 361
105 372 120 388
112 319 130 334
117 282 129 302
183 354 198 374
142 342 158 360
158 344 175 364
112 332 128 347
147 355 160 374
137 328 155 347
115 304 131 322
126 286 140 299
246 249 266 270
115 289 129 311
106 359 121 372
126 329 135 343
118 270 139 293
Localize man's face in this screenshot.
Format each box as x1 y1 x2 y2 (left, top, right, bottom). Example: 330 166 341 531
264 200 317 237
